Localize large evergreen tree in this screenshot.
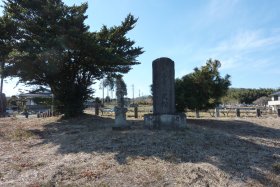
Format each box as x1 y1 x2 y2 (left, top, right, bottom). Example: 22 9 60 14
0 13 17 113
0 14 16 66
175 59 231 112
2 0 143 117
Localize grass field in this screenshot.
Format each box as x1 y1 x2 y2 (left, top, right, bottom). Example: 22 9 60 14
0 113 279 186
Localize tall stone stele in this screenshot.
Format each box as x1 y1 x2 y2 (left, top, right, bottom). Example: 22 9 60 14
144 57 187 129
113 77 130 130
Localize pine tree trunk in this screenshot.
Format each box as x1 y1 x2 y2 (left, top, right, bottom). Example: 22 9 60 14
63 99 84 118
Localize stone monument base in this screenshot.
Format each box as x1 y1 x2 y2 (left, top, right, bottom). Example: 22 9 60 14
113 107 130 130
144 113 187 130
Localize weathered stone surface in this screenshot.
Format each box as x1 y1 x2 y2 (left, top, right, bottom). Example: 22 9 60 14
145 57 187 129
236 108 240 117
144 113 186 130
0 93 7 116
94 103 100 116
215 108 220 118
113 77 130 130
256 109 261 117
113 107 130 130
134 106 138 118
152 57 175 115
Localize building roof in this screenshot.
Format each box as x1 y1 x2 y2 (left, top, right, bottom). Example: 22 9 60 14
19 93 52 98
18 87 52 98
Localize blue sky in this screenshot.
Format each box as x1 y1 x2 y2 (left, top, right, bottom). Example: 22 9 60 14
1 0 280 98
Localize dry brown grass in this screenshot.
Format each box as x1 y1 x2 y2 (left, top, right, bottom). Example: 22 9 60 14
273 162 280 173
0 114 279 186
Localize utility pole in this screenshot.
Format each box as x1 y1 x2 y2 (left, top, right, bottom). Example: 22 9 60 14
51 94 54 116
132 84 134 104
99 79 105 105
0 61 4 114
111 89 113 100
102 80 104 104
0 62 3 94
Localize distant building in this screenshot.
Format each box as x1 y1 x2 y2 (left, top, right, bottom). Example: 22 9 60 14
19 93 52 106
18 88 52 112
268 91 280 111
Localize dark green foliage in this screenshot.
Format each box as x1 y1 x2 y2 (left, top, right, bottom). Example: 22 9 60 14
105 96 111 103
96 14 144 74
7 95 26 111
2 0 143 117
175 59 231 112
8 95 18 107
32 97 52 106
95 97 101 104
222 88 275 104
0 12 17 113
115 76 127 97
0 13 16 63
150 84 153 96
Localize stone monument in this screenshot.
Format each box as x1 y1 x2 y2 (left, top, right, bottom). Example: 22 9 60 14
113 77 130 130
0 93 7 117
144 57 187 129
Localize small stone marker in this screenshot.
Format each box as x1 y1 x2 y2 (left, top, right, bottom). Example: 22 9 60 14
95 102 100 116
144 57 187 129
134 106 138 118
215 107 220 118
113 77 130 130
0 93 7 117
114 107 128 129
256 109 261 117
236 108 240 117
195 109 200 118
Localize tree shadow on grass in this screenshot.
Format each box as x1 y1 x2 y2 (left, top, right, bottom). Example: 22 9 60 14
30 115 280 186
188 118 280 140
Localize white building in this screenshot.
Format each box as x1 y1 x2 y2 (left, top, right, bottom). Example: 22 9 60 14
19 93 52 106
18 88 53 112
268 91 280 111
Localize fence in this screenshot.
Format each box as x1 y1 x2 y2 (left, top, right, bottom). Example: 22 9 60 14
88 105 280 119
186 107 280 118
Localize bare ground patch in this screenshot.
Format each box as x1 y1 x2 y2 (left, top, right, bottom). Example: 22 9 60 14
0 115 279 186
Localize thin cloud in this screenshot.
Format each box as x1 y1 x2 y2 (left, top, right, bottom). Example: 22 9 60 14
214 29 280 53
219 56 242 70
206 29 280 72
207 0 240 19
192 0 240 29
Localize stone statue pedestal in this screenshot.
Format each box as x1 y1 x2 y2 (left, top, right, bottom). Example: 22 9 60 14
113 107 130 130
144 113 187 130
